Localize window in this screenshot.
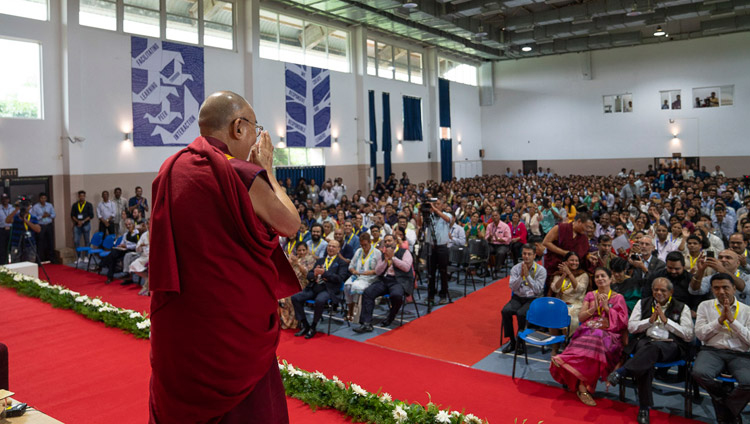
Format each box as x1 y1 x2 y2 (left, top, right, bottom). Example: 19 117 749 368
692 85 734 108
259 10 350 73
78 0 235 50
602 93 633 113
438 57 477 87
123 0 160 37
203 0 234 50
659 90 681 110
0 38 43 119
367 39 422 84
79 0 116 30
0 0 47 21
273 148 325 167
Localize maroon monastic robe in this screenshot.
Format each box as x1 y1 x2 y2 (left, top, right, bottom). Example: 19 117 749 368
149 136 299 423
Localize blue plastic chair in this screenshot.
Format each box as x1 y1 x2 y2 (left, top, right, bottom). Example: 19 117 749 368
76 232 103 269
619 354 692 417
383 291 421 327
89 234 116 271
512 297 571 379
305 282 349 335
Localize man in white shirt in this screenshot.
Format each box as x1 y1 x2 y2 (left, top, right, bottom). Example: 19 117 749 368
112 187 129 236
607 278 694 424
692 273 750 424
31 192 56 262
501 244 547 355
332 177 346 202
320 182 336 207
447 221 466 248
97 190 117 236
711 165 726 178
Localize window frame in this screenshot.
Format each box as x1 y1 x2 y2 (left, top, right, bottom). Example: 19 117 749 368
0 0 49 22
367 38 423 85
437 56 478 87
0 36 44 120
273 147 326 168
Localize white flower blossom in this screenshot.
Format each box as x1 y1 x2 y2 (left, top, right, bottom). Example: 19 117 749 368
379 392 392 403
129 312 143 319
392 406 408 423
278 362 285 370
332 376 345 389
136 319 151 329
286 364 302 376
13 274 23 281
350 383 368 397
451 411 461 417
435 410 451 423
74 295 89 303
464 414 482 424
90 298 104 307
312 371 327 380
36 281 50 288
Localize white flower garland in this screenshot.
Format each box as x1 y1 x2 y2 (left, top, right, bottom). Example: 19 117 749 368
0 268 151 338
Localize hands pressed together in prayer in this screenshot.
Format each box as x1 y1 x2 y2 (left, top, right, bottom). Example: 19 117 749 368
718 297 735 326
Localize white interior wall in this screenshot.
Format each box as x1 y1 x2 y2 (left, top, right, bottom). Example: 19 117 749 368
482 32 750 161
450 81 482 163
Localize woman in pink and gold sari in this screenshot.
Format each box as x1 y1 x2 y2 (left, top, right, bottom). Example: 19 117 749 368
549 267 628 407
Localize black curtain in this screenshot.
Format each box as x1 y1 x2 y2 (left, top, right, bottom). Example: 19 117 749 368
382 92 392 179
275 166 325 191
368 90 377 181
439 78 451 128
402 96 423 141
440 139 452 182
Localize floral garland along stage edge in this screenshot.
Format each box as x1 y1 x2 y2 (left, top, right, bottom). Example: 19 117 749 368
279 360 490 424
0 268 150 339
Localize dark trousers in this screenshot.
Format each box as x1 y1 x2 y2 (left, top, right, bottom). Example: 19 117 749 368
427 244 449 299
624 338 682 407
360 276 404 325
217 360 289 424
291 283 331 328
36 223 55 262
99 220 116 237
102 249 129 278
0 342 8 390
692 346 750 419
0 228 9 265
509 241 524 264
502 295 535 344
489 243 509 272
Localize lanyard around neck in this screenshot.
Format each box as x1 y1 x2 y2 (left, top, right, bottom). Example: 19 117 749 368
360 247 374 267
324 256 335 270
715 300 740 332
77 202 86 213
597 289 612 315
23 214 30 231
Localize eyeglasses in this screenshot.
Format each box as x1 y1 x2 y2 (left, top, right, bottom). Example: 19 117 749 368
238 117 263 138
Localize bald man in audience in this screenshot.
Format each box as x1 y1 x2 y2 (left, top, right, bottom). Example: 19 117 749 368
149 91 300 424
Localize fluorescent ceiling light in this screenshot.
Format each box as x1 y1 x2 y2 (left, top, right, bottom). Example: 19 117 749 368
654 25 666 36
521 46 532 52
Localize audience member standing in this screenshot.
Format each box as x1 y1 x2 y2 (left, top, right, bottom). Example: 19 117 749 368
97 190 117 236
112 187 129 235
31 192 56 262
70 190 94 259
0 194 13 265
128 186 149 218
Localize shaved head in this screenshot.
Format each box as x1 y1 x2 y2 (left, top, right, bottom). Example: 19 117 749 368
199 90 252 134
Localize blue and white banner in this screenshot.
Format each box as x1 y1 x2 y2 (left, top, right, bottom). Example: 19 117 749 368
131 36 204 146
285 63 331 148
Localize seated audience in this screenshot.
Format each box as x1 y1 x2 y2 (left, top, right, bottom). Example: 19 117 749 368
690 250 750 305
543 213 594 291
291 240 349 339
549 252 589 353
129 229 150 296
607 277 694 424
508 211 528 264
550 267 628 407
610 257 644 312
630 236 665 282
501 244 547 354
103 218 140 284
279 243 315 329
306 223 328 258
692 273 750 424
464 212 486 241
343 233 382 321
485 210 511 276
354 234 414 333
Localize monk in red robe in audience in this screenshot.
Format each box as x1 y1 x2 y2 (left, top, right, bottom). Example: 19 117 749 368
543 213 595 293
149 91 301 424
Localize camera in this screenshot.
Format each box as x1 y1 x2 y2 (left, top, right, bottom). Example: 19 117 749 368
706 251 715 259
630 254 639 261
420 198 438 215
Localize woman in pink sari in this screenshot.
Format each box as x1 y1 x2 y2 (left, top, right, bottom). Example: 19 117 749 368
549 267 628 407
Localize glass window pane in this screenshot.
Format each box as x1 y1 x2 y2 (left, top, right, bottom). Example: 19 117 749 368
0 38 42 119
166 0 195 18
259 10 278 60
305 24 328 69
394 47 409 82
278 15 304 64
124 0 159 9
289 148 307 166
327 29 348 73
167 15 198 45
124 5 160 37
79 0 116 31
0 0 47 21
366 39 376 76
720 85 734 106
204 0 232 26
410 52 422 84
308 148 325 166
377 43 393 79
204 22 233 50
273 148 290 167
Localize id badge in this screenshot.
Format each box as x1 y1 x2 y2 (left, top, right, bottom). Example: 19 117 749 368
77 214 84 220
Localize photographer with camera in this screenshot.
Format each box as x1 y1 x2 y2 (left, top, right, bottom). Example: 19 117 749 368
0 194 13 265
416 197 452 305
6 200 42 263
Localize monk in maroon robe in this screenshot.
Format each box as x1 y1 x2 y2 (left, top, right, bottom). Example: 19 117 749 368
149 91 301 424
543 213 595 293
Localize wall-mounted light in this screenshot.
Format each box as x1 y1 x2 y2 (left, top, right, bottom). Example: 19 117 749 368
277 136 286 149
673 134 678 139
334 137 339 143
123 132 131 141
398 138 402 144
669 119 675 124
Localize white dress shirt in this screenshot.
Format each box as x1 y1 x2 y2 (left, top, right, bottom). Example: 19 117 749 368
97 200 117 221
695 298 750 352
628 299 694 342
509 262 547 298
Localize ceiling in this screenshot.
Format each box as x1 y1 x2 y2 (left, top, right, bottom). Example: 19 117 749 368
268 0 750 61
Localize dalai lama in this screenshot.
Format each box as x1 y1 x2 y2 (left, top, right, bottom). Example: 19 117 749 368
149 91 301 423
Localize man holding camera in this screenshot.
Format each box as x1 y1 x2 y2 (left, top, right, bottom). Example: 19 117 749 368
31 192 56 262
416 197 452 305
690 250 750 305
0 194 13 265
6 200 42 262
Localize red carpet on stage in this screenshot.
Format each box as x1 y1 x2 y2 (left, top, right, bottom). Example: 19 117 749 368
0 286 347 424
367 278 513 366
40 264 150 313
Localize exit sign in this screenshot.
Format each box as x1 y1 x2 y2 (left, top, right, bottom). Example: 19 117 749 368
1 169 18 178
